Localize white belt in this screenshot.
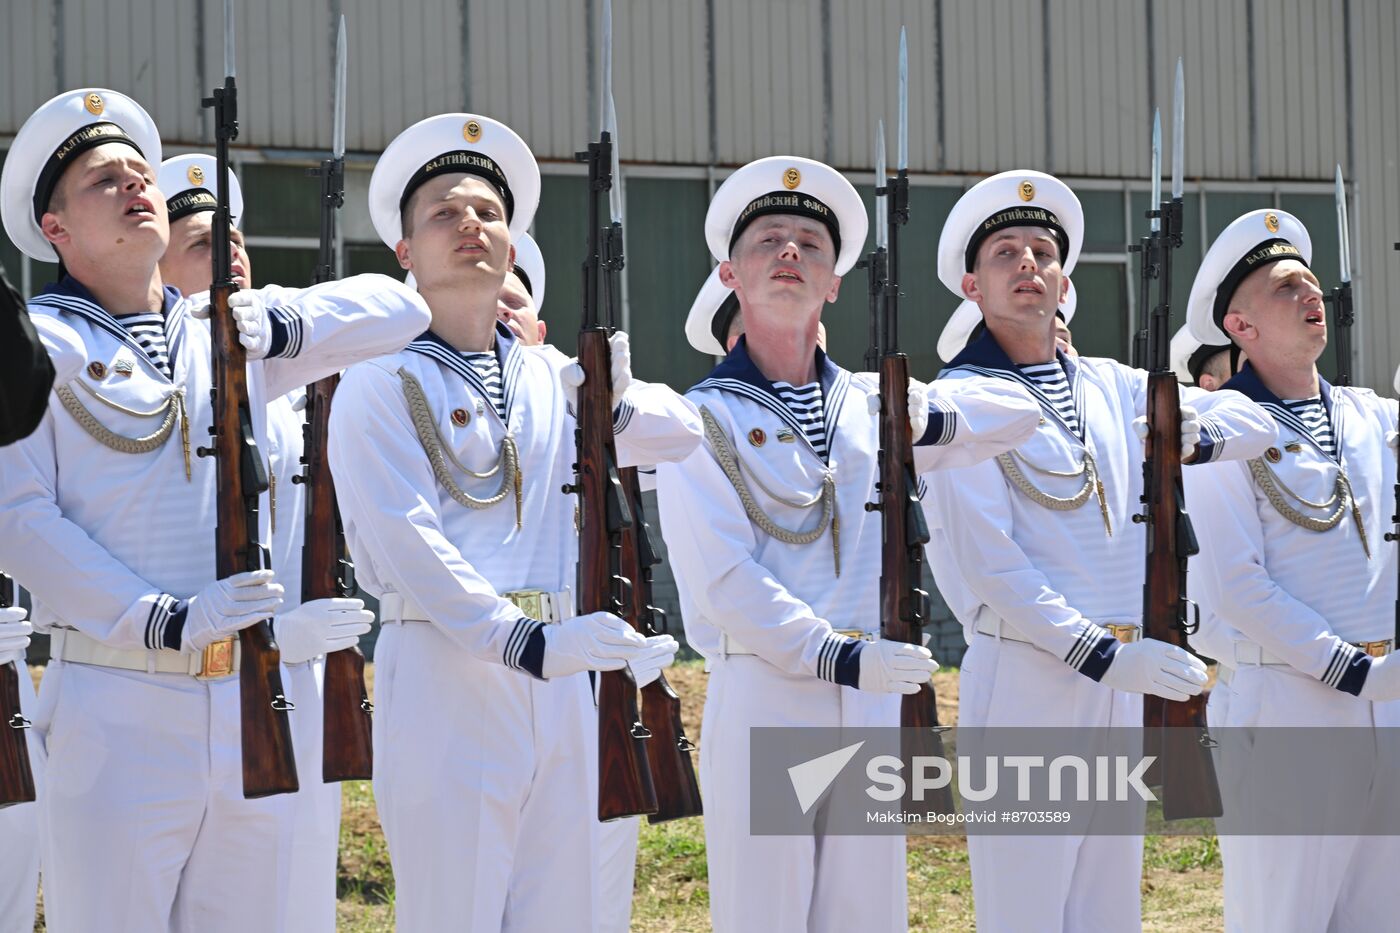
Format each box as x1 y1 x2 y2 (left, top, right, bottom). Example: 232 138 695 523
719 628 878 658
1233 638 1393 668
973 614 1142 646
48 628 240 679
380 588 576 626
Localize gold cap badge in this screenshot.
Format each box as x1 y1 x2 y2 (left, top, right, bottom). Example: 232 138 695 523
84 92 104 116
1018 180 1036 202
1264 212 1280 233
748 428 767 447
451 408 471 427
782 167 801 190
463 120 483 143
187 164 205 186
87 361 106 380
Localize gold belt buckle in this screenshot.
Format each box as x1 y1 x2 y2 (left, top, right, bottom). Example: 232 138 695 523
1356 639 1392 659
198 638 236 680
1106 624 1141 645
506 589 547 622
834 629 877 642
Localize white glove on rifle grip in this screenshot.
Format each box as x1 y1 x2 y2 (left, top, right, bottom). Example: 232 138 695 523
181 569 285 653
274 597 375 665
560 331 633 411
857 640 937 695
1132 404 1202 459
193 291 274 359
540 610 648 680
627 634 681 688
1099 638 1207 702
865 379 932 442
0 608 32 666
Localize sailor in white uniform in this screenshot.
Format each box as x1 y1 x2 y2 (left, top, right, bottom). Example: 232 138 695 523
327 113 694 933
921 171 1276 933
0 88 430 933
656 156 1043 933
1184 209 1400 932
154 152 370 933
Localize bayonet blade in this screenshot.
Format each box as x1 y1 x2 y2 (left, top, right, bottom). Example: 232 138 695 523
897 27 908 171
608 92 622 225
876 120 888 249
1337 164 1351 283
224 0 236 79
601 0 613 140
332 16 347 160
1150 109 1161 232
1172 58 1184 199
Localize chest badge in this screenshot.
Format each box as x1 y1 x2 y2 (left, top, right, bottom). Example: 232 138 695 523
87 361 107 380
776 428 796 444
748 428 767 447
451 408 470 427
475 399 487 416
1284 442 1303 454
113 358 134 377
1265 447 1282 463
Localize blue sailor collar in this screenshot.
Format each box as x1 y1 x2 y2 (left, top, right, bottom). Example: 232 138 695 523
1222 362 1341 461
942 327 1085 441
691 335 851 463
405 320 524 424
32 274 189 381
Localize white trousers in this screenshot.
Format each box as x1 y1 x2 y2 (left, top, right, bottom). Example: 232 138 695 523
282 659 342 933
373 621 600 933
1218 663 1400 933
0 663 40 932
1207 673 1242 933
702 656 907 933
958 634 1144 933
32 658 295 933
597 814 639 932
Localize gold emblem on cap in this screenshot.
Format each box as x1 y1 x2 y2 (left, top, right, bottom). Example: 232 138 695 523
87 361 107 380
1264 212 1280 233
187 164 205 186
451 408 470 427
748 428 767 447
782 168 801 190
1018 180 1036 202
464 120 483 143
1265 446 1282 463
84 92 104 116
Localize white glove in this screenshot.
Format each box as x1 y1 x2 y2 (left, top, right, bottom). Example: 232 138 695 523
181 570 285 653
274 597 375 665
627 634 680 688
1099 638 1207 701
864 379 931 441
0 607 32 666
1360 653 1400 702
192 291 274 359
1131 404 1202 459
540 610 648 679
857 640 937 695
561 331 633 412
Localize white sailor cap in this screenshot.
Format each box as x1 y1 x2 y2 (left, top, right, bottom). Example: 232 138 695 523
1170 322 1232 386
937 171 1083 302
684 266 739 356
368 113 540 247
704 156 867 276
157 154 243 229
510 232 546 314
936 281 1078 363
1 88 162 262
1187 209 1312 346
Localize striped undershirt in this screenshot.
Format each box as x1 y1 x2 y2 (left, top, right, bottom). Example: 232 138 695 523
772 380 828 460
116 311 171 378
463 351 506 420
1282 397 1336 458
1018 360 1080 436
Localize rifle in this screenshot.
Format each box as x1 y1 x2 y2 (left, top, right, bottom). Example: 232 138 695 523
616 472 702 822
0 575 35 808
1388 241 1399 647
198 0 299 798
572 0 657 822
298 16 372 784
865 32 954 817
1325 165 1353 387
1131 60 1222 821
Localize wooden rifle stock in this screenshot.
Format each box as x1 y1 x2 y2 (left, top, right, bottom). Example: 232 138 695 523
0 576 35 808
618 468 702 822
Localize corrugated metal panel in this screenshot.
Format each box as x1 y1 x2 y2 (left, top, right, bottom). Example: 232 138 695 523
614 0 708 166
713 0 826 165
1153 0 1252 181
1254 0 1347 180
1 1 57 131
